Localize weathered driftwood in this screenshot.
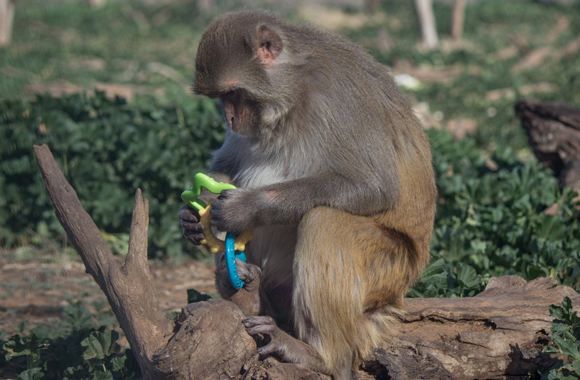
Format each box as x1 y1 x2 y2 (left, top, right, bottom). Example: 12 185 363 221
34 144 580 380
369 275 580 380
516 99 580 191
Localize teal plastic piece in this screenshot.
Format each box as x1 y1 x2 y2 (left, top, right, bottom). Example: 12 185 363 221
226 232 246 289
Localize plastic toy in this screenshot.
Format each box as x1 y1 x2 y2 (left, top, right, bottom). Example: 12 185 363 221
182 173 254 289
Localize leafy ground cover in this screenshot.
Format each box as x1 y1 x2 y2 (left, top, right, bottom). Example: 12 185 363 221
2 0 580 378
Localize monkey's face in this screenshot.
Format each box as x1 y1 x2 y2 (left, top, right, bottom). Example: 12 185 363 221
192 11 289 139
219 89 261 137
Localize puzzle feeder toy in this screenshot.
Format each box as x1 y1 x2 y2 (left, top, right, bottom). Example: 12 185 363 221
182 173 254 289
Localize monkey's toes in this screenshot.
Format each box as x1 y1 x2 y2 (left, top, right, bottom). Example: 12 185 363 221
243 316 277 336
236 260 261 283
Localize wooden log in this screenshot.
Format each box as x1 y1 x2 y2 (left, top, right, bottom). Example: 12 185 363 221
34 143 579 379
366 275 580 379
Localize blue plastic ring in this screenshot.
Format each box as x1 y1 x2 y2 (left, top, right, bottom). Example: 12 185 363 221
225 232 247 289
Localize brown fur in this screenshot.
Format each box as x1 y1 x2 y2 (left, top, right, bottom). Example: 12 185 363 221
180 10 437 379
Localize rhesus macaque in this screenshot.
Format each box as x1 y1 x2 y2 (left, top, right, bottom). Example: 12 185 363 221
179 10 437 379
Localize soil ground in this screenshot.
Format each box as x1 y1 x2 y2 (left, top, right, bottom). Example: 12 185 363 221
0 248 217 340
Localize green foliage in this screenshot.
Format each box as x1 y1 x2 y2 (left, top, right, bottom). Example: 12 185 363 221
542 297 580 380
0 91 224 257
187 288 212 304
347 0 580 152
1 301 140 380
81 331 121 361
3 334 48 369
410 129 580 297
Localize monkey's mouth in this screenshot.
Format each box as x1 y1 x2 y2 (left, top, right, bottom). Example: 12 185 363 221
220 91 253 135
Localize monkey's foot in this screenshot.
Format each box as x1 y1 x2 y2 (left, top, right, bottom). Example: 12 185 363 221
243 316 329 374
216 259 261 316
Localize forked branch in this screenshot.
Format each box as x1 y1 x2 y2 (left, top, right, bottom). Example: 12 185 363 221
34 144 172 378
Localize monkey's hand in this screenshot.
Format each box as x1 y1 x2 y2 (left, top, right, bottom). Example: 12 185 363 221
210 189 260 232
216 258 262 316
179 204 205 245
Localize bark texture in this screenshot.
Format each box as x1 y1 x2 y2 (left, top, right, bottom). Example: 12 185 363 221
35 144 580 379
516 99 580 191
370 275 580 380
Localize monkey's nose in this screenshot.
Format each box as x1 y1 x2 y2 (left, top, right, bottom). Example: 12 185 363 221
230 117 237 131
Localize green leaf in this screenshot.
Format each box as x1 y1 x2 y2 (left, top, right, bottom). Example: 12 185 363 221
562 297 573 314
81 331 121 361
455 263 481 289
65 301 96 331
543 345 561 354
550 304 566 320
187 289 212 304
91 370 114 380
111 356 126 372
552 335 580 360
17 368 44 380
3 334 47 362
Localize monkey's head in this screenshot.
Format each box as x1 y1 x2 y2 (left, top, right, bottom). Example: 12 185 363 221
193 11 302 139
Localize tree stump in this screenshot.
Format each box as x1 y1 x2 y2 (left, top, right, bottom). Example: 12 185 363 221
34 144 580 379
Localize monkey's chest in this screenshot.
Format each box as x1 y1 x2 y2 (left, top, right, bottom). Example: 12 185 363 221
246 226 297 287
235 163 287 188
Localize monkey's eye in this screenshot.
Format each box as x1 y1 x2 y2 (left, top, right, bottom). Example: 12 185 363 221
221 90 239 102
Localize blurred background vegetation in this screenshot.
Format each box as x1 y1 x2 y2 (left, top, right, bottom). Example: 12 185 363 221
1 0 580 281
2 0 580 288
2 0 580 378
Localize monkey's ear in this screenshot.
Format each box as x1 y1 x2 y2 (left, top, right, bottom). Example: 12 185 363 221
255 25 283 64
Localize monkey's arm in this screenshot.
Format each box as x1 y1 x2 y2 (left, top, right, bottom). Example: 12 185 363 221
210 171 397 232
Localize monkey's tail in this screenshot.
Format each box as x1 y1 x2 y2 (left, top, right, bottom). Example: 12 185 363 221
354 303 403 362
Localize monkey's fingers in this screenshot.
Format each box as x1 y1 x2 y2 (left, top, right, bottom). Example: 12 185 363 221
179 205 200 223
184 230 204 245
243 316 276 332
180 220 204 232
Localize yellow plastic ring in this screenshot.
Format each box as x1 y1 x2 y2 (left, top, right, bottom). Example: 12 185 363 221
198 201 254 254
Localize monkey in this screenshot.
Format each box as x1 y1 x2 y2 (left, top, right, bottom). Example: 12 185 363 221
179 10 437 379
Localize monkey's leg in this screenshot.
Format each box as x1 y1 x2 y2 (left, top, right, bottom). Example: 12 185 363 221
215 257 262 316
292 207 407 379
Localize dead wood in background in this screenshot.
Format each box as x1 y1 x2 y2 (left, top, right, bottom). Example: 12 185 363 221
516 99 580 191
414 0 439 49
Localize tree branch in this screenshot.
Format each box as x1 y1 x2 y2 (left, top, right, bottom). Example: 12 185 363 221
34 144 172 379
